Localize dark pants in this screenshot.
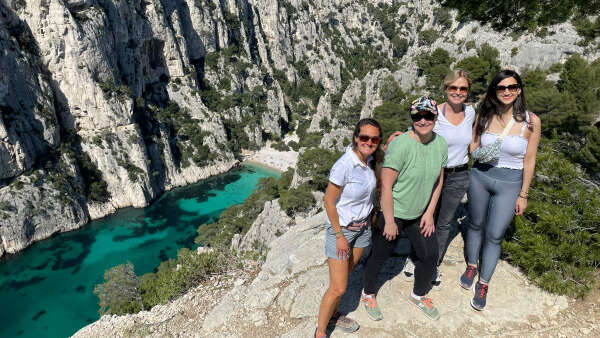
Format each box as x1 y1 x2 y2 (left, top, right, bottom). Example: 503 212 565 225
435 169 470 266
364 215 439 296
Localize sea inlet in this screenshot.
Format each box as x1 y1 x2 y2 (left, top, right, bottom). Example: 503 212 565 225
0 164 279 338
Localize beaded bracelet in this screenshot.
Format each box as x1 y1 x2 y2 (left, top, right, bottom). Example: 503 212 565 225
333 231 344 237
518 194 528 199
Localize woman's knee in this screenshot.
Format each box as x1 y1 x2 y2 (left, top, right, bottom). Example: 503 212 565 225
327 283 347 298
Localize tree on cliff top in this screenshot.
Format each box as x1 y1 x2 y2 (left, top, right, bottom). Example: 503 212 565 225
94 262 143 316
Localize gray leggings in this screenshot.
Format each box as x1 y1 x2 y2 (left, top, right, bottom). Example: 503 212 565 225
467 163 522 283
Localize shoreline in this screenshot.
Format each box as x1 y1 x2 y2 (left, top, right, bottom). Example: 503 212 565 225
1 160 238 259
242 146 299 173
243 159 284 173
0 146 299 259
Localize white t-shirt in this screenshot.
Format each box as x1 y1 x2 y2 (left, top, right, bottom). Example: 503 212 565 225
434 104 476 168
327 147 376 227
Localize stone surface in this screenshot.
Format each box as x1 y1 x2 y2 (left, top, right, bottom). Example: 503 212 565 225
75 206 599 337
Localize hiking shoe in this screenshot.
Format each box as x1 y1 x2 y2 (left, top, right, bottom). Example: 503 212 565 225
401 257 415 281
328 312 359 333
471 282 488 311
432 269 442 290
460 265 477 290
407 294 440 320
361 292 383 321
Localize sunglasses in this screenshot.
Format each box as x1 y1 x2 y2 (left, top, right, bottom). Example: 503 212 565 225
447 85 468 94
358 134 381 144
411 111 437 122
496 84 520 92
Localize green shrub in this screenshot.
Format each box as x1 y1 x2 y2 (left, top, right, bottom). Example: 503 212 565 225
271 141 290 152
437 0 599 32
94 262 143 316
434 8 452 29
137 248 230 309
296 148 341 191
288 140 300 151
416 48 455 97
502 139 600 298
572 16 600 45
511 47 518 57
278 182 315 216
277 169 294 194
418 29 440 46
455 43 500 99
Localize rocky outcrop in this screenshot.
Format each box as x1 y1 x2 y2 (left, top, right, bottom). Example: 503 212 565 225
75 205 600 337
1 0 598 258
231 199 292 251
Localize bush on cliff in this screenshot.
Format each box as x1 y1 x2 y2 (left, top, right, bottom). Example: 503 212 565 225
94 262 143 316
437 0 600 32
503 138 600 298
297 147 342 191
279 182 316 216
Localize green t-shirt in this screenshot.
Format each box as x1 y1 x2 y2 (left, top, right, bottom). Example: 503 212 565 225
383 132 448 219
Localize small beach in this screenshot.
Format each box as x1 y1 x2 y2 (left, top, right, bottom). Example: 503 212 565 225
243 145 299 173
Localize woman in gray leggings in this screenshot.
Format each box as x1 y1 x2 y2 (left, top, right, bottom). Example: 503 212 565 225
461 70 541 310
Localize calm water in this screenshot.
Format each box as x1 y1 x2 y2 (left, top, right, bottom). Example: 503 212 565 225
0 164 279 338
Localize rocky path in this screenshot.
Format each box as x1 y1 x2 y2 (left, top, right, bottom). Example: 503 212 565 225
74 211 600 337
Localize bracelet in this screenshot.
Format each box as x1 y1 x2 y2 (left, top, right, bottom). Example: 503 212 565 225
519 194 528 199
333 231 343 237
520 191 529 196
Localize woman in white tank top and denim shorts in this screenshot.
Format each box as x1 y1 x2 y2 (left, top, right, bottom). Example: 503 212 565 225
460 70 541 311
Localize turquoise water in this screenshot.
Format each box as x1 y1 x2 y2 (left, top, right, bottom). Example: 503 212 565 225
0 164 279 338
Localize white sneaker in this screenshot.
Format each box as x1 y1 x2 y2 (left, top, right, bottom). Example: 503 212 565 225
401 257 415 281
432 270 442 291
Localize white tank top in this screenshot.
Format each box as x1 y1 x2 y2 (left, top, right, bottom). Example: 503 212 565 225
433 104 475 168
480 112 530 169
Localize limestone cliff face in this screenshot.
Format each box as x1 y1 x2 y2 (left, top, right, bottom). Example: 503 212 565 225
0 0 596 256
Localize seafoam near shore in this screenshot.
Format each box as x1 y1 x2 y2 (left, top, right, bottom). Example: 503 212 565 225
243 144 299 172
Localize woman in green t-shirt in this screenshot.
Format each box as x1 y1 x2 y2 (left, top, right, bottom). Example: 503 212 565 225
361 96 448 321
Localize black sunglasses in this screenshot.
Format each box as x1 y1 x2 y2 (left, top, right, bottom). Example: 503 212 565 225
496 84 520 92
411 111 437 122
357 135 381 144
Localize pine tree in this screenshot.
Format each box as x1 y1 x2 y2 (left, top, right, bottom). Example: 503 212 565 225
94 262 143 316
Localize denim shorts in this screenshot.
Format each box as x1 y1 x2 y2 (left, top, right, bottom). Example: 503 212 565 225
325 224 371 260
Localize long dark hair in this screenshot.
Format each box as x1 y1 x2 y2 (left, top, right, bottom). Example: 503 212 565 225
475 70 527 138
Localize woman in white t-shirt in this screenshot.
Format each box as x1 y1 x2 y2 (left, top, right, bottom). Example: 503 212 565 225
429 69 475 289
314 118 383 338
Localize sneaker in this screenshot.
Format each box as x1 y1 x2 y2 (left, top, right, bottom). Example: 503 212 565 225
432 269 442 290
328 311 359 333
361 292 383 321
314 328 327 338
407 294 440 320
460 265 477 290
471 282 488 311
401 257 415 281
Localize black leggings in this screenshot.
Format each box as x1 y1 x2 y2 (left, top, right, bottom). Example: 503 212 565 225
363 215 439 296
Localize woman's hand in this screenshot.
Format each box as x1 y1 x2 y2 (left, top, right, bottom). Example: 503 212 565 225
515 196 528 215
336 236 350 260
420 212 435 237
383 222 398 241
383 131 403 151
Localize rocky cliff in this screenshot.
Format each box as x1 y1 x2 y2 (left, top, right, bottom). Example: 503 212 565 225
0 0 597 257
74 202 599 337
